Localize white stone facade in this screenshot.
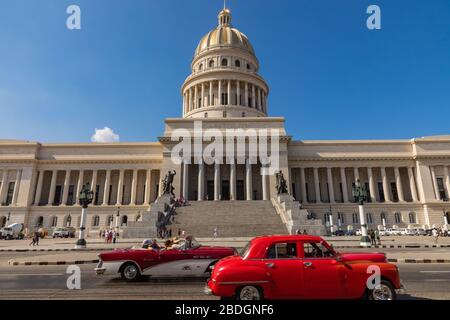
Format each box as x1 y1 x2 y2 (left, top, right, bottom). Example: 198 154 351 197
1 8 449 235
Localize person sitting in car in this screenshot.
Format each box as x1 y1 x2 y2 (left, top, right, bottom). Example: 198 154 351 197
150 239 161 251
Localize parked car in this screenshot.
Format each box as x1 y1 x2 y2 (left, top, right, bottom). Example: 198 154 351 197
414 228 427 236
206 235 405 300
378 229 388 236
95 237 237 282
343 230 357 236
0 223 24 240
331 230 346 236
404 229 417 236
52 227 76 238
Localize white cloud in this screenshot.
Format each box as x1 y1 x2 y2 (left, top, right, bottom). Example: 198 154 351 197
91 127 120 143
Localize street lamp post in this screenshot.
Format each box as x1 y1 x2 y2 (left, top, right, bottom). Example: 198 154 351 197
75 183 93 249
352 179 371 247
115 207 120 232
328 207 335 234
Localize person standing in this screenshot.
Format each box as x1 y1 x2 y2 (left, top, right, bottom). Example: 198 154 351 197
432 228 439 244
112 230 117 244
375 228 381 245
213 227 218 239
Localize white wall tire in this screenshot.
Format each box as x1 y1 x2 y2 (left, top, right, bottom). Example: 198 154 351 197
237 286 262 301
120 262 141 282
367 280 397 300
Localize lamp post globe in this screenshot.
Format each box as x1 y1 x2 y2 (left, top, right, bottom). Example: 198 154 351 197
352 179 371 247
75 183 94 249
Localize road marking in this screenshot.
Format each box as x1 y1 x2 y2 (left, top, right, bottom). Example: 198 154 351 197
0 273 65 277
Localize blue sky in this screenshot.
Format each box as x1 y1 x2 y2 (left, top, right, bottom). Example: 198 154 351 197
0 0 449 143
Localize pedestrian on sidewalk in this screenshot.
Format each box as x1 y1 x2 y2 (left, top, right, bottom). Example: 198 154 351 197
34 232 40 246
369 230 376 246
213 227 218 239
375 229 381 245
29 233 36 246
432 228 439 243
112 230 117 244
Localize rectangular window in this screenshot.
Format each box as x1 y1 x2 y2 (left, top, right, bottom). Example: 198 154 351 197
391 182 399 202
378 182 385 202
365 182 371 203
67 185 75 205
5 182 15 205
54 186 62 205
266 243 298 259
437 178 447 200
303 242 334 258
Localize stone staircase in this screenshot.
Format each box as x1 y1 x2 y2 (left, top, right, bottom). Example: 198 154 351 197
171 201 288 237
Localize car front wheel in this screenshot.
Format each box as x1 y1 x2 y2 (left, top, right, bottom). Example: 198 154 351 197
237 286 263 301
367 280 396 300
120 263 141 282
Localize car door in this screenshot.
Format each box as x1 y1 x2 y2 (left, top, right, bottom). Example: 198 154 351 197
301 241 346 299
263 242 304 299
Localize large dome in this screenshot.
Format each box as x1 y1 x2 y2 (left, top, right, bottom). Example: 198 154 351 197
194 9 255 57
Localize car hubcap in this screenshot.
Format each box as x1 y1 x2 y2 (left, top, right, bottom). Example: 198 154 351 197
124 265 137 280
372 284 394 300
240 286 260 300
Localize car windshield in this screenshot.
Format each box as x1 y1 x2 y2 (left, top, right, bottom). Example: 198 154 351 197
178 238 200 250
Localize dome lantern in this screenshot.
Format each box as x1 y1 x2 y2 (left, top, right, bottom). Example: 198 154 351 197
218 8 232 26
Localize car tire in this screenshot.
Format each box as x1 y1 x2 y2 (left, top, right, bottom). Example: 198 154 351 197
120 262 141 282
236 286 263 301
366 280 397 301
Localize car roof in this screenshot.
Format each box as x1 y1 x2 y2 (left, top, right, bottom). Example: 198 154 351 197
250 235 324 245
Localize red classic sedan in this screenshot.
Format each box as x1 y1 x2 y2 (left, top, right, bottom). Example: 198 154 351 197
95 237 237 282
206 235 405 300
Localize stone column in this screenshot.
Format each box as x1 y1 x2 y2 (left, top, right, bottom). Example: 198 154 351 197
201 82 205 107
261 166 269 201
144 169 152 204
236 81 240 106
198 160 204 201
188 88 192 112
218 80 222 105
245 82 249 107
313 168 321 203
130 169 138 205
194 85 198 109
408 167 419 202
227 80 231 105
367 168 377 203
61 170 71 206
327 167 335 203
214 161 221 201
259 88 263 110
230 160 236 201
91 170 98 204
182 162 189 199
251 85 256 108
116 169 124 205
300 168 308 204
246 159 253 201
394 167 405 202
340 167 349 203
0 170 8 205
103 170 111 205
34 170 44 206
48 170 58 206
75 170 84 205
12 169 22 206
381 167 391 202
444 166 450 200
209 81 213 106
430 166 440 200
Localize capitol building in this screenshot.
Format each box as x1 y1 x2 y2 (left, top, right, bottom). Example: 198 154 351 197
1 7 449 236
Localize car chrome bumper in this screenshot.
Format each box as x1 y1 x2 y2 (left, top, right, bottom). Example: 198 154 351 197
204 285 213 296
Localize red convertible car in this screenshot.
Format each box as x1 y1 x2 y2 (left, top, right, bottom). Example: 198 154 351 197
95 237 236 281
206 235 405 300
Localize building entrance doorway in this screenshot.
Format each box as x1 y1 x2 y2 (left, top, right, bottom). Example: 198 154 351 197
207 181 214 201
221 181 230 200
237 180 245 200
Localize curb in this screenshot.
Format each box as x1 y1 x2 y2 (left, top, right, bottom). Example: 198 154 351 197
0 248 117 253
332 245 450 249
8 259 100 266
388 259 450 264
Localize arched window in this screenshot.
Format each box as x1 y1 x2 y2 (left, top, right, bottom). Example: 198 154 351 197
408 212 417 224
366 213 373 224
221 58 228 67
92 215 100 227
121 216 128 227
63 215 71 227
198 63 203 71
241 112 246 118
223 111 227 118
35 216 44 228
352 213 359 224
106 215 114 227
337 213 345 224
50 216 58 227
247 63 251 70
209 60 215 68
235 60 241 68
394 212 402 224
204 112 208 118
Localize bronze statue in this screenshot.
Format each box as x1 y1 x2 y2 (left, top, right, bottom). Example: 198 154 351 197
275 170 288 195
162 170 176 196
